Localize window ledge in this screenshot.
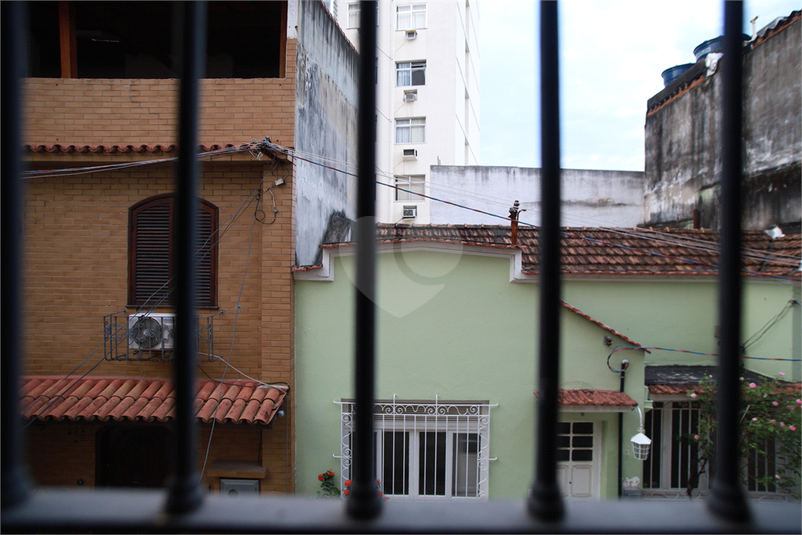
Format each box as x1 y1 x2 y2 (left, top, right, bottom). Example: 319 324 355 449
2 489 799 533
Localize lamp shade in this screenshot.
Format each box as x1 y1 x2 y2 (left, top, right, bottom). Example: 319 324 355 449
631 431 651 461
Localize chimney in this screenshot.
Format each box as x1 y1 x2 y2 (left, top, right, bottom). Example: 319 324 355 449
509 200 525 245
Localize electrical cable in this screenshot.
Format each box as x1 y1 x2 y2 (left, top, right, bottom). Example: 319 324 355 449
265 141 800 282
24 157 279 421
742 299 800 351
606 344 801 374
199 211 259 482
22 145 253 180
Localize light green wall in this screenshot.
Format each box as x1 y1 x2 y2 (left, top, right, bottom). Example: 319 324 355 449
562 279 800 380
295 251 647 499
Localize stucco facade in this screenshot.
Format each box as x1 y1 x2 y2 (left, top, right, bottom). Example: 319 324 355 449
295 247 648 500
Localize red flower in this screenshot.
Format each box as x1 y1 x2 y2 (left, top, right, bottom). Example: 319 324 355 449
376 479 381 485
318 474 324 481
343 489 350 496
344 479 352 487
378 491 383 497
327 469 334 477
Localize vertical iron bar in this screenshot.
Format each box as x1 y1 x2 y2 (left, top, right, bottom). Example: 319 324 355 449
1 0 31 511
708 0 750 522
528 0 564 522
166 0 206 515
347 0 382 520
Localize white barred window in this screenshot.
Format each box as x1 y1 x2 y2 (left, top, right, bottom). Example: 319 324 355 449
339 399 492 500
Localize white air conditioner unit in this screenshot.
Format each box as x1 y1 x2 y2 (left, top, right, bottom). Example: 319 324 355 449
220 478 259 497
128 313 175 351
402 148 418 159
403 90 418 102
402 205 418 219
406 30 417 40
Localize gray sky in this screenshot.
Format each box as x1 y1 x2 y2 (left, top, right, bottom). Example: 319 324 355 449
479 0 799 171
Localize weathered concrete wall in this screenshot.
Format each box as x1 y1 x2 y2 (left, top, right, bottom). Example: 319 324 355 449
429 165 645 227
294 0 359 266
644 15 801 231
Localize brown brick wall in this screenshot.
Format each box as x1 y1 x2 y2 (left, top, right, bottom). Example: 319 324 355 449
22 156 296 492
22 74 296 148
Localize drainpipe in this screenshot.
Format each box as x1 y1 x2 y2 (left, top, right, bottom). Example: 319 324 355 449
618 359 629 499
509 200 525 245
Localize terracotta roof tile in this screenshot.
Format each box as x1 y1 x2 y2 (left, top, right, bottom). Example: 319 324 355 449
19 376 287 426
536 389 638 408
560 301 647 351
310 224 800 280
23 143 239 155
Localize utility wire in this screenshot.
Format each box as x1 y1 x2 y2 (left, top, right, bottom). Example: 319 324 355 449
266 141 800 282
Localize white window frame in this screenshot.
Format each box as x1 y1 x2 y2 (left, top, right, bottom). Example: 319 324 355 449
338 399 492 501
396 61 426 87
396 4 427 30
347 2 360 28
395 117 425 144
395 175 425 202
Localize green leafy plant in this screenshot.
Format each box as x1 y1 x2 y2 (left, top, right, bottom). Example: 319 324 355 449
317 469 339 498
687 373 801 499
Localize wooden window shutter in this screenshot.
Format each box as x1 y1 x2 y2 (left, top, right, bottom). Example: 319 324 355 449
129 194 217 308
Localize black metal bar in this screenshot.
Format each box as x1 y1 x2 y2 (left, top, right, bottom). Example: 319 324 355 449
528 0 564 522
347 0 382 520
166 0 206 515
1 0 31 512
707 0 750 523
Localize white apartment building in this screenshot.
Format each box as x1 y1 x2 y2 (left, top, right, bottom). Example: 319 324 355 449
327 0 481 223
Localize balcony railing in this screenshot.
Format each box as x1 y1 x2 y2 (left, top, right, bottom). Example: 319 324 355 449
2 1 799 533
103 311 217 362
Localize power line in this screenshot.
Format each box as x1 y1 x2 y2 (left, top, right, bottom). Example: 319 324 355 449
266 141 799 282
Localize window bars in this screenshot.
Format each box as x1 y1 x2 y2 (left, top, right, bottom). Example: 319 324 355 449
2 1 800 533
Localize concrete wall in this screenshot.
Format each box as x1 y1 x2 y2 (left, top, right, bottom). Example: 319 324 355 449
644 16 801 231
429 166 645 227
294 0 359 266
295 250 647 500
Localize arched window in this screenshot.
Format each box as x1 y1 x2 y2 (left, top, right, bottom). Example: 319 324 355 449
128 194 218 308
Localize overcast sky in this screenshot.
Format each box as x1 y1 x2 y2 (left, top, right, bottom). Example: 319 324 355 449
478 0 799 171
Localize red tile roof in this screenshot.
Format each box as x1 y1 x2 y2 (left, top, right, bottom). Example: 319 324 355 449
319 224 800 279
20 376 287 426
536 389 638 408
24 143 242 155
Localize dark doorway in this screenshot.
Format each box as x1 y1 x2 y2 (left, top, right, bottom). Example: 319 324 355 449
96 426 175 488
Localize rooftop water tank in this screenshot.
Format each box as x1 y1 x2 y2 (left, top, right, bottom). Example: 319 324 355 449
693 34 750 62
661 63 695 86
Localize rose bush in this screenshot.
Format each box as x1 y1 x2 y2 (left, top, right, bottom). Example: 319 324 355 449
687 374 801 498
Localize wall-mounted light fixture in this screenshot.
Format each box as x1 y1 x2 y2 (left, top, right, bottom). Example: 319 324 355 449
631 406 651 461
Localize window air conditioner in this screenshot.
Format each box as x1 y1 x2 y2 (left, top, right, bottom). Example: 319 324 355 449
403 90 418 102
406 30 417 40
402 205 418 219
402 148 418 159
220 479 260 496
128 313 175 351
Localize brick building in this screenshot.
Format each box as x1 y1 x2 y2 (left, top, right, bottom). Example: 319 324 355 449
19 1 358 495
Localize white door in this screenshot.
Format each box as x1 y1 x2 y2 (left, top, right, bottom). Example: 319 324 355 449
556 421 600 499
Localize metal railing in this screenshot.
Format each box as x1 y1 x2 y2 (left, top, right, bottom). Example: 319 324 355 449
2 1 799 532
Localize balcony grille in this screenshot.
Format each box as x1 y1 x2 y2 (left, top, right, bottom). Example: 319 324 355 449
2 1 799 533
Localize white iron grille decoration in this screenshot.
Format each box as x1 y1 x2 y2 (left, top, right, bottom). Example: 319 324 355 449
338 399 493 500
